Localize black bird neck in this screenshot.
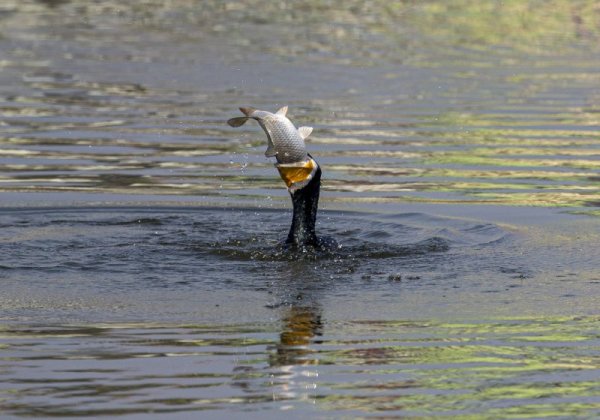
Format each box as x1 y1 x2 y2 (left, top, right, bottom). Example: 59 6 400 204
286 165 322 247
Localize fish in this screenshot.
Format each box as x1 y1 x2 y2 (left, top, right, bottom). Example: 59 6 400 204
227 106 313 164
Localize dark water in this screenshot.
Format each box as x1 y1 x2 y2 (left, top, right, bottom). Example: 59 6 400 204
1 206 599 417
1 0 600 418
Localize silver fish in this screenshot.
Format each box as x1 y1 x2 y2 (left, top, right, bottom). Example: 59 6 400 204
227 106 313 164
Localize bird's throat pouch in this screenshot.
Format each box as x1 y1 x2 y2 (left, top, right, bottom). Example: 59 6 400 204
276 158 317 191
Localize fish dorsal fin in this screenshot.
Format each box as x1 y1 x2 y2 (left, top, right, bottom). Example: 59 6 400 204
276 105 288 116
298 126 313 140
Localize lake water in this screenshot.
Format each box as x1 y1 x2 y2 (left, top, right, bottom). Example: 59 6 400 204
1 1 600 418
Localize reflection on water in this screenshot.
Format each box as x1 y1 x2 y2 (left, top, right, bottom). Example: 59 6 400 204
2 316 600 417
273 305 323 367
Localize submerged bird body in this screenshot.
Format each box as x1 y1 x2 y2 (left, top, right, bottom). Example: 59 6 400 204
228 106 335 250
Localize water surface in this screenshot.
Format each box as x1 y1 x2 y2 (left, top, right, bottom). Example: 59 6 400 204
1 1 600 418
1 206 599 417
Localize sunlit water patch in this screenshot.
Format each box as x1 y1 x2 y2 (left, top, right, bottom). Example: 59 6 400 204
1 1 599 212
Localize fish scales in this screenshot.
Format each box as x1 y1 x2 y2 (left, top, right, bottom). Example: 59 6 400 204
261 114 307 163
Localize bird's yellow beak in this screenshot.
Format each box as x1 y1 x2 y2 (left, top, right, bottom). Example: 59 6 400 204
276 158 317 191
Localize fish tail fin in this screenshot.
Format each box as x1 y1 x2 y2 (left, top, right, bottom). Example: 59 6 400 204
239 107 256 117
227 117 249 127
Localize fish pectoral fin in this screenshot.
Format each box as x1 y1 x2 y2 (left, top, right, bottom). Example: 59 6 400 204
276 105 288 116
227 117 249 127
298 126 313 139
265 139 277 157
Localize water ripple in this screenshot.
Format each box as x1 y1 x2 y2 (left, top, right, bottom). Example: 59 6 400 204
1 317 599 417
